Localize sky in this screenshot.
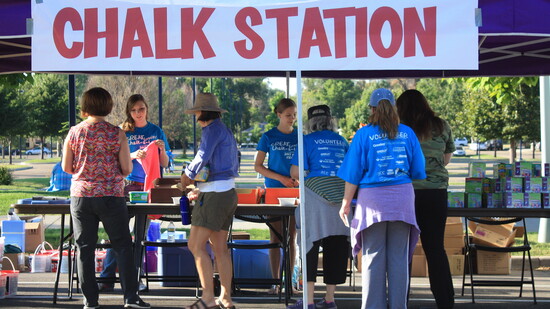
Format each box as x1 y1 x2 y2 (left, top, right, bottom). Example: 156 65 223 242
265 77 297 96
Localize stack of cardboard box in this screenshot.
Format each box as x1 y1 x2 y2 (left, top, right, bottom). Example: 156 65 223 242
469 219 516 274
412 218 465 277
445 217 465 275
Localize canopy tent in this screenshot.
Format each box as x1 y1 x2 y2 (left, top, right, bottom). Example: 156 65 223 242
1 0 550 78
2 1 550 306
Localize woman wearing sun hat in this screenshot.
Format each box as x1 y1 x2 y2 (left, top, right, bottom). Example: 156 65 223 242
180 93 239 309
337 88 426 309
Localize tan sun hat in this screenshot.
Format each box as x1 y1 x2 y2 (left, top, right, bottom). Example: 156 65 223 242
185 93 227 114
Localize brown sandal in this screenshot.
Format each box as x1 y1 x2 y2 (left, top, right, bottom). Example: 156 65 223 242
216 298 237 309
185 298 219 309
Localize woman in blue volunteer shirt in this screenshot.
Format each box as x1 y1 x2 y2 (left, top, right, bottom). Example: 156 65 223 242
99 94 170 292
254 98 298 293
288 105 350 309
338 88 426 309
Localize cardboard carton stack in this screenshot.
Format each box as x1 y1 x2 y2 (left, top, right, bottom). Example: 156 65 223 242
150 177 183 203
469 218 516 274
412 218 465 277
444 217 465 275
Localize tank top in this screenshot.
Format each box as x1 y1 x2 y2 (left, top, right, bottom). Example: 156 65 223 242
68 121 124 197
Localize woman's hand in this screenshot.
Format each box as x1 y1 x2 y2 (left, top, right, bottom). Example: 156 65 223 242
180 173 194 187
154 139 165 152
280 176 299 188
187 188 200 201
339 202 351 227
132 149 147 160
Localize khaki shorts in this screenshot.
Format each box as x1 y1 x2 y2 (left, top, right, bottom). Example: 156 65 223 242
192 189 237 231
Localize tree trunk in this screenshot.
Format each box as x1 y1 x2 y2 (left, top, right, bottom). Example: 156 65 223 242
8 139 13 165
509 139 517 163
532 141 536 159
40 136 45 160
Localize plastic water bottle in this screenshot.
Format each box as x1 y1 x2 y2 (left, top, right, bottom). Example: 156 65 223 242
180 195 191 225
167 222 176 243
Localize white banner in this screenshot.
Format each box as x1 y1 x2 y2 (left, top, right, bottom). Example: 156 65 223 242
31 0 478 72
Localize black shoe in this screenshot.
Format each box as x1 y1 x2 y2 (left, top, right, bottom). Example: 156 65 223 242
124 298 151 308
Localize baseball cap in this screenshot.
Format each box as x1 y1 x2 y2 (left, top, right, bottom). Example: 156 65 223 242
369 88 395 107
307 105 331 119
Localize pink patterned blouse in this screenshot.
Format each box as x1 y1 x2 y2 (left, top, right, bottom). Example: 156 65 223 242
67 121 124 197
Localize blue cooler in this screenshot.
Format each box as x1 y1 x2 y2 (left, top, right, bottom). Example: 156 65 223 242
1 220 25 252
232 240 280 288
157 243 213 287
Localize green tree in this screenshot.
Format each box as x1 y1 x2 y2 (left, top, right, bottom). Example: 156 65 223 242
22 74 69 159
0 84 26 163
466 77 540 162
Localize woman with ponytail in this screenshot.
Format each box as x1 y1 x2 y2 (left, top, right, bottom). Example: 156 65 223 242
337 88 426 309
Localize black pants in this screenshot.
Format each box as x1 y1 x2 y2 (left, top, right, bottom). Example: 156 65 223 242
415 189 455 308
306 235 350 284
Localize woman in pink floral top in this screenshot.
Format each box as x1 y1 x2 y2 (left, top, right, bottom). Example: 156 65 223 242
62 87 150 309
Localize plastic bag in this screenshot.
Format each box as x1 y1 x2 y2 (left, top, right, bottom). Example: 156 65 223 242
30 241 55 273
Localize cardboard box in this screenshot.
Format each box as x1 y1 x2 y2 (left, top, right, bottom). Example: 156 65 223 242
476 251 511 275
1 253 25 271
465 178 484 193
411 255 428 277
493 163 509 178
467 193 482 208
515 161 533 177
446 247 464 255
505 177 524 193
472 225 516 247
413 243 424 255
533 163 542 177
525 177 543 193
447 192 465 208
448 254 464 275
484 193 503 208
444 223 464 236
469 162 486 178
524 193 542 208
446 217 462 224
150 177 183 203
543 193 549 208
25 221 44 252
444 236 464 248
504 192 525 208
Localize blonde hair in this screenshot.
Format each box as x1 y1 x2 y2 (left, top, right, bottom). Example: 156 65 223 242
368 100 400 139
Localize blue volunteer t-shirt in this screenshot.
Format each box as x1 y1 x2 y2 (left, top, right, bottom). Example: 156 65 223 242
257 127 298 188
291 130 349 179
126 122 170 183
337 124 426 188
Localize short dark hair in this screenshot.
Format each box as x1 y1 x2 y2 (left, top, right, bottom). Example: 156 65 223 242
197 111 221 122
80 87 113 117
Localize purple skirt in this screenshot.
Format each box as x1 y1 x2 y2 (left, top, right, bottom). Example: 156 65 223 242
350 183 419 261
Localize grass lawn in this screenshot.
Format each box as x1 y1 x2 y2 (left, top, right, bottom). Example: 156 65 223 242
0 178 68 214
45 227 270 249
25 157 61 164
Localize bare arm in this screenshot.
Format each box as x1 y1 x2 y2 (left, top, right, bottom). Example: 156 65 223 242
62 136 74 174
444 152 453 166
290 165 299 180
254 150 298 187
118 130 133 177
339 181 358 227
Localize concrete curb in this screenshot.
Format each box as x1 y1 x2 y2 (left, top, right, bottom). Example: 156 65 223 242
512 256 550 270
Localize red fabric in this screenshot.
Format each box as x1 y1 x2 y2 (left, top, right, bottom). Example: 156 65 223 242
137 142 161 194
137 142 163 219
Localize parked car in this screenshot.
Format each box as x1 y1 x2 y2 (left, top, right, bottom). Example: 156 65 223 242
454 137 468 147
2 147 20 155
453 146 466 156
469 142 487 151
487 139 503 151
25 146 51 155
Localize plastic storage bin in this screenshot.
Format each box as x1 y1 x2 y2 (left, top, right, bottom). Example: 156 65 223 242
264 188 299 204
157 246 209 287
232 240 280 288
